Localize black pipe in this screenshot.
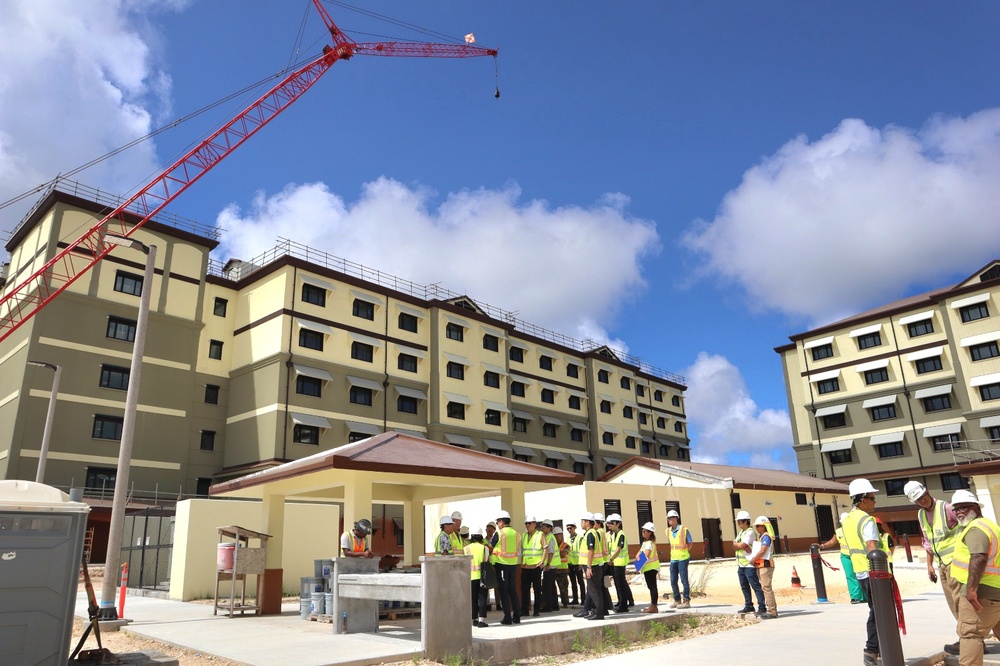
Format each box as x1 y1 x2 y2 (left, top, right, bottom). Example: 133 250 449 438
809 543 828 602
868 549 904 665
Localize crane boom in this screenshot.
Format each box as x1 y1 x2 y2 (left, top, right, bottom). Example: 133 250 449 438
0 5 496 344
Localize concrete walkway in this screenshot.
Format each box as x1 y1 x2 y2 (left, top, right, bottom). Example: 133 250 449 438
76 590 969 665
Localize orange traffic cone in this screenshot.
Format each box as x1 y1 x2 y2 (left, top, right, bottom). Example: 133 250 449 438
791 566 802 588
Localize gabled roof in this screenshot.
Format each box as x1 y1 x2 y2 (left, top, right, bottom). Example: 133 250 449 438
210 432 582 495
597 456 848 494
445 295 487 316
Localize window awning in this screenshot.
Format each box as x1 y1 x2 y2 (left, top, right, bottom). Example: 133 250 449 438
391 428 426 439
443 314 469 328
512 445 536 457
951 293 991 309
570 453 593 464
348 331 383 348
483 400 511 414
540 415 564 426
971 373 1000 388
862 395 897 409
899 310 934 325
675 440 690 449
869 431 905 445
913 384 952 399
508 339 529 351
347 376 383 392
345 420 381 436
568 421 590 431
656 438 674 447
293 364 333 382
922 422 963 438
395 344 427 359
396 304 427 319
960 331 1000 348
820 439 853 453
598 393 616 403
538 381 562 393
809 369 840 383
300 274 335 291
602 456 622 466
601 425 620 434
622 399 638 408
849 323 882 338
803 335 834 350
482 362 508 376
445 433 475 447
510 374 533 385
567 389 588 400
980 416 1000 429
906 346 943 362
511 409 534 421
481 325 507 339
443 352 471 366
814 404 847 417
484 439 512 452
542 449 566 461
296 319 335 336
855 358 890 372
444 392 474 406
350 289 383 306
290 412 331 428
395 385 428 400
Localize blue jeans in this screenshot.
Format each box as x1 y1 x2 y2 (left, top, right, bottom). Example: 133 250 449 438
670 559 690 601
737 566 766 612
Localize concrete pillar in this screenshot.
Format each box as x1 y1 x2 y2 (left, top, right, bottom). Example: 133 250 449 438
500 484 526 523
260 492 285 615
421 556 472 662
973 474 999 521
344 476 374 536
404 498 425 565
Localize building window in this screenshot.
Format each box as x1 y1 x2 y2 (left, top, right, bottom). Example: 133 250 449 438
600 400 612 414
672 395 681 407
296 376 322 397
352 299 375 320
484 371 500 388
941 472 970 491
446 362 465 380
543 423 557 437
348 432 370 443
857 332 882 350
598 370 610 384
446 402 465 419
483 334 499 351
351 342 374 362
398 312 418 333
907 320 933 337
445 322 464 342
208 339 224 360
113 270 143 296
885 479 907 496
99 365 130 391
106 316 136 342
971 342 1000 362
638 412 648 425
397 395 418 414
816 378 840 394
923 395 952 412
795 493 807 505
622 406 634 419
990 426 1000 444
350 386 373 406
828 448 852 465
539 355 553 371
625 436 636 449
293 425 319 444
654 390 663 402
875 442 904 459
85 467 117 491
602 432 614 446
641 440 651 454
870 405 897 421
659 444 669 457
932 434 961 451
397 354 418 373
811 344 834 361
200 431 216 451
485 409 502 426
509 347 524 363
916 356 942 374
674 422 684 433
960 303 990 323
636 384 645 397
487 447 505 457
571 428 583 442
822 413 846 429
864 368 889 385
981 384 1000 401
515 454 532 463
656 417 666 429
299 328 324 351
301 283 326 306
541 388 555 404
620 377 631 390
92 415 124 440
205 384 220 404
568 395 581 410
676 447 689 460
213 297 228 317
511 381 526 398
513 417 527 433
196 478 212 496
573 461 586 474
567 364 579 378
545 458 560 469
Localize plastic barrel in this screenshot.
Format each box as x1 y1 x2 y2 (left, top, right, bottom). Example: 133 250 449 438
217 543 236 569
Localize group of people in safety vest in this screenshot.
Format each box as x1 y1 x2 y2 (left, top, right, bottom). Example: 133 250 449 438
732 510 778 619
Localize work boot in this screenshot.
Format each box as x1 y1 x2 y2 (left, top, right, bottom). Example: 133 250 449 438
642 605 658 613
943 642 959 655
738 605 754 614
862 651 879 666
677 600 690 609
669 600 679 608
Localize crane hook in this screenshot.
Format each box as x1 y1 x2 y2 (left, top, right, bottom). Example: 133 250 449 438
494 87 500 99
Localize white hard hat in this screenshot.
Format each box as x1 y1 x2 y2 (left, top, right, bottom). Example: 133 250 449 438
754 516 769 526
667 510 679 519
524 514 537 523
496 510 511 521
440 515 454 525
540 518 554 527
593 512 606 522
736 511 751 522
840 513 849 523
904 481 927 503
451 511 463 520
581 512 595 522
487 521 497 529
641 522 656 532
606 513 622 523
471 527 484 537
848 478 878 497
553 526 563 535
460 526 469 535
951 489 984 507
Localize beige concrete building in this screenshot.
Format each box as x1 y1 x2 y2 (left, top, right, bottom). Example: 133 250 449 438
0 185 688 526
776 260 1000 534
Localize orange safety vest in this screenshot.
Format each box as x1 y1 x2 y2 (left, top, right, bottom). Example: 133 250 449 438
345 531 367 553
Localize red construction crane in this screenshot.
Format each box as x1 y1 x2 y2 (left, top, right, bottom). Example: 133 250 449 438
0 1 496 343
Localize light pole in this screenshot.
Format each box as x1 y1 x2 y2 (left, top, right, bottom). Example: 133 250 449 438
98 235 157 620
25 360 61 483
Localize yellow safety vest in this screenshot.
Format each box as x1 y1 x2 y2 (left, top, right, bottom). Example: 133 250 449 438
544 533 557 567
735 527 755 567
594 526 609 565
555 540 569 569
493 526 518 565
640 539 660 573
842 508 876 575
835 528 849 557
465 542 490 581
669 525 691 562
435 530 452 555
611 530 629 567
951 517 1000 588
521 530 544 566
919 500 960 566
579 527 601 565
567 533 581 565
450 531 464 554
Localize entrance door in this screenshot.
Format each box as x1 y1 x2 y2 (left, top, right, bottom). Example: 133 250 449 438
815 504 835 542
701 518 723 559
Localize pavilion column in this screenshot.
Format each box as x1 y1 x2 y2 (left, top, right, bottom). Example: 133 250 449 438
500 483 526 523
344 474 374 539
403 498 425 565
259 492 285 615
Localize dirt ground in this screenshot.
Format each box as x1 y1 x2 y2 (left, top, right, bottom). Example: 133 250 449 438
73 552 940 665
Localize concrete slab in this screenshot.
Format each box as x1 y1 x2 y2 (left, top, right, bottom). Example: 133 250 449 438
70 652 179 666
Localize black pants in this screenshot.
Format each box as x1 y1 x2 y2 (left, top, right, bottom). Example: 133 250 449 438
521 566 543 614
611 564 634 609
643 569 659 604
496 564 520 622
585 564 606 618
493 563 505 612
471 579 488 621
859 578 879 654
542 568 558 610
568 564 584 603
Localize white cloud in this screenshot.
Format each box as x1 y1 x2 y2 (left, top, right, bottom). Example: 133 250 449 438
0 1 182 232
217 178 660 337
683 352 793 470
683 110 1000 325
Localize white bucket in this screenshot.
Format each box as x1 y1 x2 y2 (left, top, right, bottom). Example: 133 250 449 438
300 597 311 620
311 593 327 615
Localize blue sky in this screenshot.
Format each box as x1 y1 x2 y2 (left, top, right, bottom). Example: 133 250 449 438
2 1 1000 470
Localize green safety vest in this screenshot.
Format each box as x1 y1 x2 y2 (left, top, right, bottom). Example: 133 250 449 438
450 531 464 554
521 530 544 566
594 526 608 565
919 500 960 566
842 508 876 575
493 526 518 565
611 531 629 567
544 533 557 567
435 530 452 555
640 539 660 573
735 527 755 567
951 517 1000 588
835 528 849 557
567 533 581 565
465 542 490 581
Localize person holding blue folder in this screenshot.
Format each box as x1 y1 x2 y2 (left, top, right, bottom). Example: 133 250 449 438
637 521 661 612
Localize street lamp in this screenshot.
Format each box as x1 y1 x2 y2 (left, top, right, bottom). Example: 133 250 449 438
98 234 157 620
25 360 61 483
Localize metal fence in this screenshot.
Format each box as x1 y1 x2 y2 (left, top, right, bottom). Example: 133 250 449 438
121 507 175 591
